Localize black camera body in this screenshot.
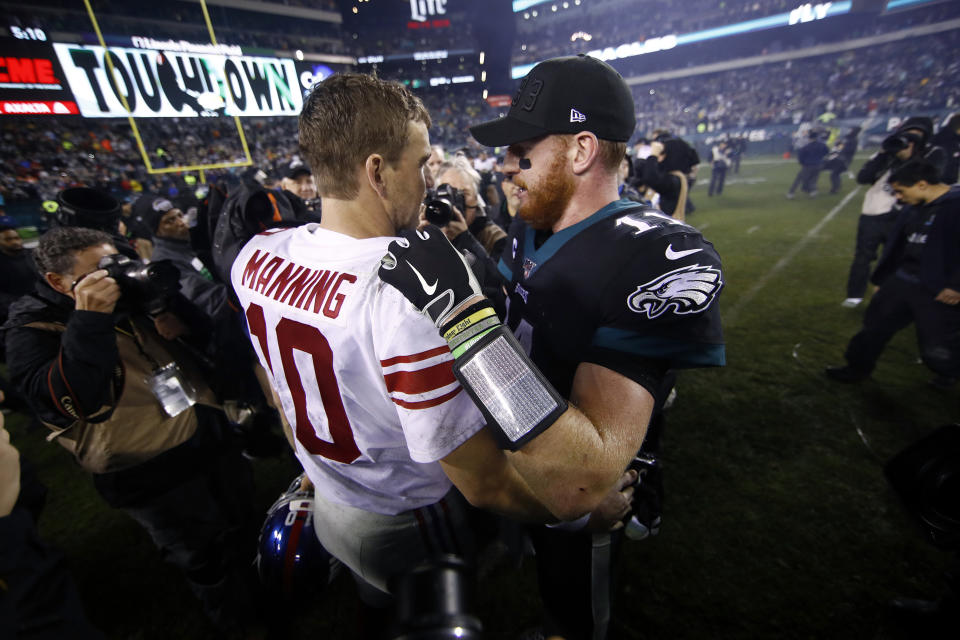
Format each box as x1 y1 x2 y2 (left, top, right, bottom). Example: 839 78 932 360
98 254 181 315
882 131 923 155
423 184 466 227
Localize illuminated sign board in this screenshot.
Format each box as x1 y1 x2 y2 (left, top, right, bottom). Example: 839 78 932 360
410 0 447 22
52 43 302 118
129 36 242 57
295 62 334 97
0 38 79 116
788 2 836 24
358 48 473 65
587 35 678 62
428 74 474 86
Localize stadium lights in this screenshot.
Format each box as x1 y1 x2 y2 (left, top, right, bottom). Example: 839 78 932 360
571 31 592 42
481 70 486 82
479 51 485 65
482 89 488 100
352 6 358 14
295 49 303 60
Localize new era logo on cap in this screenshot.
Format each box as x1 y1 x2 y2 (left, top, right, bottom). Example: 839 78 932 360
570 108 586 123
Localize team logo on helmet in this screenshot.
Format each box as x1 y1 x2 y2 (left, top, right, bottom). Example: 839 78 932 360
627 264 722 319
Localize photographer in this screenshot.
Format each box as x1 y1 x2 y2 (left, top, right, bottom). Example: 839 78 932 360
435 157 508 263
422 177 506 312
635 139 688 219
841 116 946 308
1 226 261 634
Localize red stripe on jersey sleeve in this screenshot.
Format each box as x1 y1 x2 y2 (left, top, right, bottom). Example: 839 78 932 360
380 345 451 368
384 360 457 395
391 387 462 410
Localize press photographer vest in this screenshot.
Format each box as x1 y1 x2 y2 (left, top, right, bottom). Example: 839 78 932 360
26 316 218 474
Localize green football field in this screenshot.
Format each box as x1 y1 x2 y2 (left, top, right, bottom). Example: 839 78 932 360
4 155 956 639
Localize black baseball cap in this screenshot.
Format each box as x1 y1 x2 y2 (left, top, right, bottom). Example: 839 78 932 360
470 54 635 147
285 160 312 180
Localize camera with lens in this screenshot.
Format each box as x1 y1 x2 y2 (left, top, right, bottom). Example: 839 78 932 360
423 183 466 227
882 131 922 155
98 253 181 315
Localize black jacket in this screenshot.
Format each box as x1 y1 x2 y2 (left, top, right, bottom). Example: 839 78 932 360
872 186 960 293
150 236 230 322
637 156 682 216
931 127 960 185
2 284 223 507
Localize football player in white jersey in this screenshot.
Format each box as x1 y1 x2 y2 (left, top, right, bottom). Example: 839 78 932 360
231 73 637 619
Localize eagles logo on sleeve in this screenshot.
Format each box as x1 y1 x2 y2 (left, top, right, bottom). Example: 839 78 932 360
627 264 723 320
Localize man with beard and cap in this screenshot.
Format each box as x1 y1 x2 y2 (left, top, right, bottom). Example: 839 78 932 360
380 54 726 639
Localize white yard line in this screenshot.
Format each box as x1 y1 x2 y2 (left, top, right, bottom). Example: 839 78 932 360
724 187 861 326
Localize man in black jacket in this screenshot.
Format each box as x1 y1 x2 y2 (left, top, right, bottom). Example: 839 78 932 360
145 195 285 458
827 161 960 387
0 225 37 328
787 130 829 198
2 226 262 634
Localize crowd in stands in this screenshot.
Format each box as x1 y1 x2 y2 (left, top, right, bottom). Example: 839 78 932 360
630 29 960 135
4 0 346 54
514 0 960 66
2 22 957 218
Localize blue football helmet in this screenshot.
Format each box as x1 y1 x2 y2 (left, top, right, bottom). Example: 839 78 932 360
256 474 340 598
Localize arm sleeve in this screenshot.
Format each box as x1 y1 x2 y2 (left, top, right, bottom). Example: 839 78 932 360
5 312 120 426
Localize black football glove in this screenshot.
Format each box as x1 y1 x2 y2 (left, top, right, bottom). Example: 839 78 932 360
379 225 486 330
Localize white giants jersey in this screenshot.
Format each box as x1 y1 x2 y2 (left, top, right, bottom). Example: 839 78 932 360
231 225 485 515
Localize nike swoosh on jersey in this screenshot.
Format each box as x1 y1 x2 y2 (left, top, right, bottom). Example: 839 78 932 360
406 260 438 295
665 245 703 260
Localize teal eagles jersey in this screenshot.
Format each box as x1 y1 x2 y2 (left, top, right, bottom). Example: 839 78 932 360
497 199 725 398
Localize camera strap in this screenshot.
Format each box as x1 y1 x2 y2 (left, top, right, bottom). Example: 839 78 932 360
115 317 162 371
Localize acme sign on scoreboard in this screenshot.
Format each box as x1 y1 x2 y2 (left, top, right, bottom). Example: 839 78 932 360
52 43 303 118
